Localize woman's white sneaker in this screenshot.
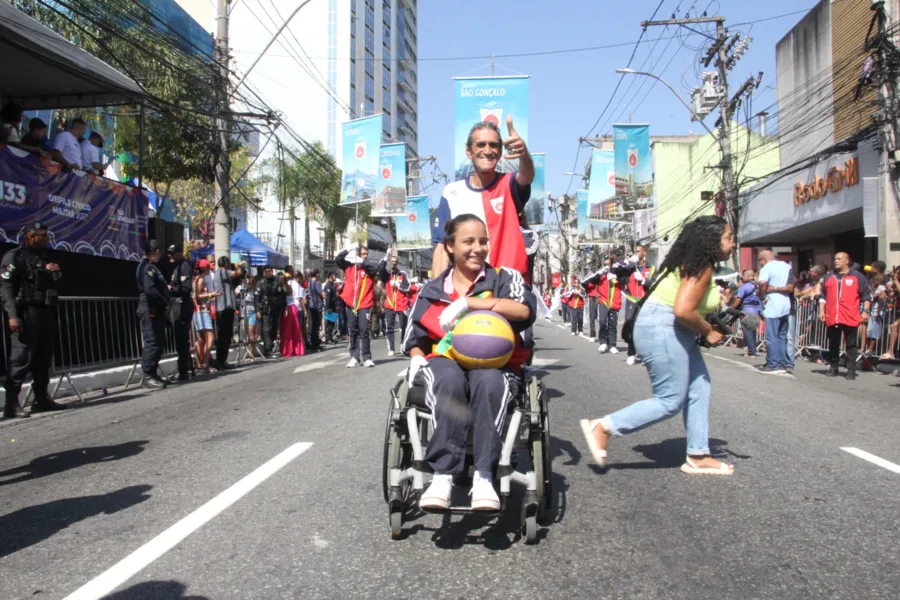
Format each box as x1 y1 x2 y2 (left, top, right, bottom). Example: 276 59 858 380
609 347 620 354
471 471 501 511
419 474 453 510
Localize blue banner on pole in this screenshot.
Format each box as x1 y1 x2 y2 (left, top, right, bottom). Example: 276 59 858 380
453 76 529 180
613 124 654 210
372 142 407 218
394 195 431 250
0 146 148 260
577 189 617 245
587 149 619 221
341 114 382 205
523 153 545 225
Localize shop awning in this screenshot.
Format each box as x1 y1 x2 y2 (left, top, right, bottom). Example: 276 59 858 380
0 2 144 109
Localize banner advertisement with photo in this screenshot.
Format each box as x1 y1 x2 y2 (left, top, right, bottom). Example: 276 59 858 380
613 124 654 211
394 195 431 250
372 142 407 218
577 189 618 245
0 146 148 261
453 75 529 180
523 152 545 225
587 148 618 221
340 114 382 205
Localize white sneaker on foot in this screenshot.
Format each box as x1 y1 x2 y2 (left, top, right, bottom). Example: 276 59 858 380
571 331 576 336
590 337 597 342
420 474 453 510
609 347 620 354
364 359 375 367
598 344 608 353
626 355 636 366
346 357 359 368
471 471 500 511
387 350 395 356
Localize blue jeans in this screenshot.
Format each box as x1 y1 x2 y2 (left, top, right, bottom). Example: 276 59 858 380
603 301 711 456
785 313 796 369
765 315 789 369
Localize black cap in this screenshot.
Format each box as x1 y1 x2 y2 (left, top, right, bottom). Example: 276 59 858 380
29 117 48 131
167 244 181 254
25 222 47 232
91 131 104 147
145 240 161 253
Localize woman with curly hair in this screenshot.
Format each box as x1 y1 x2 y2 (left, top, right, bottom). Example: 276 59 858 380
581 215 736 475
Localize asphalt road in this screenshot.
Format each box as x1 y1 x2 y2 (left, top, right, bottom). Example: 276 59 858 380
1 320 898 600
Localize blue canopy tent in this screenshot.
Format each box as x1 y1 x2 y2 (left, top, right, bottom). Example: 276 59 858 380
190 228 289 268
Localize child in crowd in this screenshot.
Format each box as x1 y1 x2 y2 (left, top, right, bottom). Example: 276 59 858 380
866 272 887 355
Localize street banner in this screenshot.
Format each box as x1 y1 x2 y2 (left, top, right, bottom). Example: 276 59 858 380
340 114 382 205
613 124 654 210
551 272 561 288
577 189 618 245
395 195 431 250
587 149 617 221
372 142 407 218
523 152 545 225
453 76 529 180
0 145 148 261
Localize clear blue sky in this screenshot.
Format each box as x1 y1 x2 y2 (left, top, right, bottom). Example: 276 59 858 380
416 0 821 200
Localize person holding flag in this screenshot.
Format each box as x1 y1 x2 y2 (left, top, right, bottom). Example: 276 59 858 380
431 117 534 279
336 245 389 367
384 254 411 356
623 245 655 365
565 275 586 335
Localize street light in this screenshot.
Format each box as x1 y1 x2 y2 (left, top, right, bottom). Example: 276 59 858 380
615 68 715 137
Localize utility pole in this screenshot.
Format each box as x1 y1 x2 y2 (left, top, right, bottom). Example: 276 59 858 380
213 0 232 264
643 15 739 266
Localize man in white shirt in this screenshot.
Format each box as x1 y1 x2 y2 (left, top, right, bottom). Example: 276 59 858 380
757 249 793 374
80 132 105 174
53 119 86 169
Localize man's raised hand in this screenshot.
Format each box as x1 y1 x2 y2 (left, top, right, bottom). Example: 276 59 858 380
503 115 527 160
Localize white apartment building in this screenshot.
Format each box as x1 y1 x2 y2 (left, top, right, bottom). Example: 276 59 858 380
176 0 419 261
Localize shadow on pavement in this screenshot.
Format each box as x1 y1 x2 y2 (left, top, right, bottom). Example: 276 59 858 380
0 484 152 558
605 437 742 470
0 441 149 486
102 580 210 599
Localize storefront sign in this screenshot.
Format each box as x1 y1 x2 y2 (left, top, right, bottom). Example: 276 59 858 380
793 157 859 205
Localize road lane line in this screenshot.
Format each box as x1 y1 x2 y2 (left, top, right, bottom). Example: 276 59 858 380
63 442 314 600
557 324 567 330
293 361 330 373
840 447 900 475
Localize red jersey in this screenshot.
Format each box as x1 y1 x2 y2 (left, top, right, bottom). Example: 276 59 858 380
821 271 870 327
384 270 410 312
597 274 625 311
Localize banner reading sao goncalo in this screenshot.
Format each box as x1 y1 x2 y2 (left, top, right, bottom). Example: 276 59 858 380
453 76 529 180
394 195 431 250
613 124 654 210
587 149 617 221
340 114 382 205
372 142 407 218
523 153 545 226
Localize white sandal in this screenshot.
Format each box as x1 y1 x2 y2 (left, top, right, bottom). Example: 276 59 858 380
680 457 735 475
579 419 609 467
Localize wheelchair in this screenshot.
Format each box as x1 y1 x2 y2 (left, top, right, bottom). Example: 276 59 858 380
382 365 552 544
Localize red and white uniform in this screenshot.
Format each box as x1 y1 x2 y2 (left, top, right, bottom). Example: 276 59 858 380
384 270 410 312
819 270 870 327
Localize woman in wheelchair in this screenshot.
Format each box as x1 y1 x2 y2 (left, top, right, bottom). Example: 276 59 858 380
402 214 536 511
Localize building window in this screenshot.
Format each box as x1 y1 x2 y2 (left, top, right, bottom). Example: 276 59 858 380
365 0 374 30
350 83 356 116
382 1 391 26
382 63 391 86
365 95 375 116
383 84 391 108
383 111 392 139
365 26 374 53
365 72 375 99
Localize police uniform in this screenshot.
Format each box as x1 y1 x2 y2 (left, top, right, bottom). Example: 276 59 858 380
168 246 195 380
136 242 171 385
1 223 62 417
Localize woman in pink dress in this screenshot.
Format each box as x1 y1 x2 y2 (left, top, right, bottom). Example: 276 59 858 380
280 272 305 357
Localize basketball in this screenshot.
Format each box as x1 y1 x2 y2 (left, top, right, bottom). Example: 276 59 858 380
450 310 515 370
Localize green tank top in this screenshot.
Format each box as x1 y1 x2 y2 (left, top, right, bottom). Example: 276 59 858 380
652 269 721 316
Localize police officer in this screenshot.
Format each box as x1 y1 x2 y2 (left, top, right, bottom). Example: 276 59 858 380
167 244 194 381
136 240 171 388
1 222 64 418
254 266 284 357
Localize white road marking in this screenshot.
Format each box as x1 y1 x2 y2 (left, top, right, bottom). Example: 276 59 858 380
63 442 313 600
557 324 567 330
293 361 330 373
840 447 900 475
705 353 793 376
531 358 560 367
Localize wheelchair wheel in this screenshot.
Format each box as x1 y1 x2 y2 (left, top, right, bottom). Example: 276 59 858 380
383 381 413 540
528 376 553 523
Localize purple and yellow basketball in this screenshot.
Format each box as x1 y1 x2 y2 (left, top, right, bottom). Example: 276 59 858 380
450 310 515 370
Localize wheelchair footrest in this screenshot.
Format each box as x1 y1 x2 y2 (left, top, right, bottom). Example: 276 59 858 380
420 505 503 517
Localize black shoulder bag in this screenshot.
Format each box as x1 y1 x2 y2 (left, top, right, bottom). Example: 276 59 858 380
621 267 670 346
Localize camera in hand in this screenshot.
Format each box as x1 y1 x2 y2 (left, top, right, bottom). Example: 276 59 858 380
697 307 743 348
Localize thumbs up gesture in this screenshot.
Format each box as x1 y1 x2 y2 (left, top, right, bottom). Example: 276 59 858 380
503 115 527 160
